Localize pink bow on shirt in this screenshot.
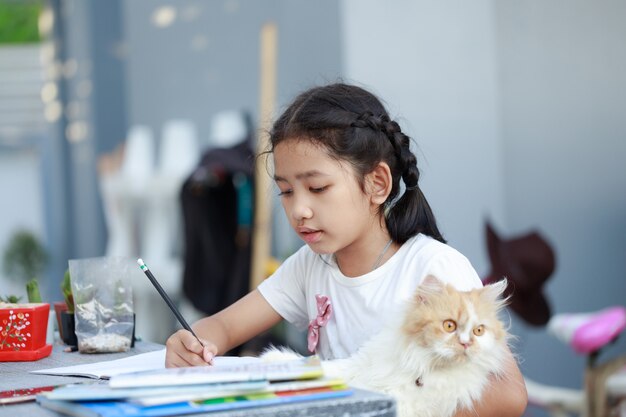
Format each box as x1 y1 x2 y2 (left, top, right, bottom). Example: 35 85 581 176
307 294 332 353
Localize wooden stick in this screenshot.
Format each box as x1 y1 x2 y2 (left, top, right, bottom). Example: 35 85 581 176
250 22 278 291
585 354 626 417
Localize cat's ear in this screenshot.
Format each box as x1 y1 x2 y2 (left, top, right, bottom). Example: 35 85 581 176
422 275 444 289
416 275 444 302
480 278 509 308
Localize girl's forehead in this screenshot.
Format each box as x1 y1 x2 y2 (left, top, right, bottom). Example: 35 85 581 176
273 139 353 178
274 139 332 165
274 138 327 156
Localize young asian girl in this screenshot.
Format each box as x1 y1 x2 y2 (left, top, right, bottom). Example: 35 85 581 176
165 83 527 417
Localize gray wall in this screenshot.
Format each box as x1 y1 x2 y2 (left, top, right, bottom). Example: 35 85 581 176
496 0 626 389
123 0 342 152
33 0 128 301
342 0 626 409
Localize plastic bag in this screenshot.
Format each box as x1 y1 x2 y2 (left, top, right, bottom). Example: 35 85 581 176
68 257 137 353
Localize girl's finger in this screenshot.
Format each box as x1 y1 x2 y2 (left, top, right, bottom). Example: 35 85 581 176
202 344 217 364
179 331 205 355
167 350 202 367
166 342 209 367
166 331 210 367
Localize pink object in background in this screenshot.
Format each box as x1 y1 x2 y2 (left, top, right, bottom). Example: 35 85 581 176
549 306 626 355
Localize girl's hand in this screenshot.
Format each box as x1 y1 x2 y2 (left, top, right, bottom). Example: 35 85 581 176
165 329 217 368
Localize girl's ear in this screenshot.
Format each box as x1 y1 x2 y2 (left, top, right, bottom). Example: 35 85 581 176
366 162 393 205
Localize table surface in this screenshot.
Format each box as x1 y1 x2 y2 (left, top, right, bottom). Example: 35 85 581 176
0 342 396 417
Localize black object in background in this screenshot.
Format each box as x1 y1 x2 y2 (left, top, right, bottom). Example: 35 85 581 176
180 142 255 322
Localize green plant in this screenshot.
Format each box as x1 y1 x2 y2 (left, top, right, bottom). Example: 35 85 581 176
0 280 42 306
0 1 42 44
61 269 74 313
2 229 48 284
0 294 22 303
26 278 42 303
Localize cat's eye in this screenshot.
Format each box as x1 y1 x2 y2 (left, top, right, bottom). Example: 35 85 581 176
473 325 485 336
443 320 456 332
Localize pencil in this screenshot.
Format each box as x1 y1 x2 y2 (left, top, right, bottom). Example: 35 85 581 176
137 258 203 344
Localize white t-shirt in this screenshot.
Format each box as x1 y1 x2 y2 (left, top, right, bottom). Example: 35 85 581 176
257 234 482 359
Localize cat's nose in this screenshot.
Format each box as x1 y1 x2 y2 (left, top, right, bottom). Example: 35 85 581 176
460 341 472 349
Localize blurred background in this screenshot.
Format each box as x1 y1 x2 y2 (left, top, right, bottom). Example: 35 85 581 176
0 1 624 415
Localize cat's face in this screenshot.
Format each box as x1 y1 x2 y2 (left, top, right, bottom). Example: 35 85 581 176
401 276 508 367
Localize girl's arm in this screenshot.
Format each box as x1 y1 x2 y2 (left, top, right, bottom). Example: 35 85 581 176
165 289 283 367
454 348 528 417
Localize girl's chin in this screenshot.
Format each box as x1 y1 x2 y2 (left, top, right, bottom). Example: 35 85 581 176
304 240 335 255
307 246 334 255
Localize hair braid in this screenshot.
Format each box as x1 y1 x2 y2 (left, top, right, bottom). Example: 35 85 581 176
352 112 420 190
379 115 419 190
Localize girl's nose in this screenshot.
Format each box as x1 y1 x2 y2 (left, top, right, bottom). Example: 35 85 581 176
291 197 313 221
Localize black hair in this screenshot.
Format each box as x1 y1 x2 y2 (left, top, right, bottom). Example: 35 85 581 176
268 83 445 244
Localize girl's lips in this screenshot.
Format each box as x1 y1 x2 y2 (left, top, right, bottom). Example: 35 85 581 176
298 229 322 244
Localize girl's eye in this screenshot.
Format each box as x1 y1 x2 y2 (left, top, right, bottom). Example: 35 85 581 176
443 320 456 333
310 186 328 193
278 189 292 197
473 325 485 336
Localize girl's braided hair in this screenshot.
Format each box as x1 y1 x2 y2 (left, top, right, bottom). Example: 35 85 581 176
268 83 445 244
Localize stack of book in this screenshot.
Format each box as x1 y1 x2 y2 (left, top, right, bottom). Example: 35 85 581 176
36 356 352 417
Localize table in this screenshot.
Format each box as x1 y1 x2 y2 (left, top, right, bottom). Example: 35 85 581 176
0 342 396 417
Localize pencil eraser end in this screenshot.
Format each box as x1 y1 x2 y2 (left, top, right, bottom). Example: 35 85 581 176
137 258 144 266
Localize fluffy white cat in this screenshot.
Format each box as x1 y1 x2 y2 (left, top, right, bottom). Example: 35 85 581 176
263 276 512 417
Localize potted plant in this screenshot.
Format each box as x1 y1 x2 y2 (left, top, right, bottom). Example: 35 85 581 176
0 281 52 361
58 269 77 346
1 229 51 361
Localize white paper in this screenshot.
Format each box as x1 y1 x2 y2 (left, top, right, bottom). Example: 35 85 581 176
108 356 322 389
30 349 261 380
31 349 167 379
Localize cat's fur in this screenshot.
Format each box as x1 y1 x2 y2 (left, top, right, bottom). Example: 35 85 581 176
262 276 511 417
